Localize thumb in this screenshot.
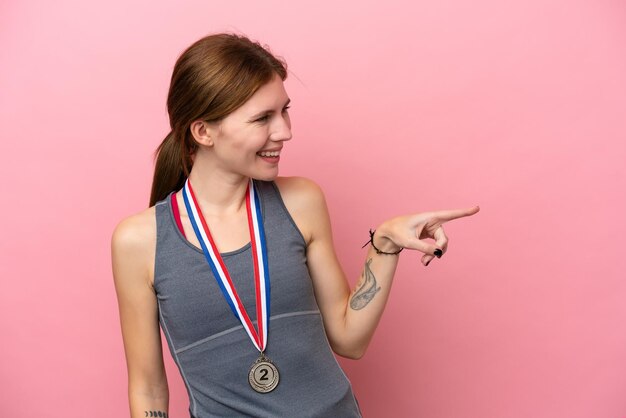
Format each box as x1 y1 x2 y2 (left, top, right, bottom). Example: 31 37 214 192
422 253 435 267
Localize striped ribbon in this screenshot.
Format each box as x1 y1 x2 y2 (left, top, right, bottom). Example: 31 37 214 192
182 178 270 352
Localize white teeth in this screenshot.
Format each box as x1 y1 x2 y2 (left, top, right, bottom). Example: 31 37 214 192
258 151 280 157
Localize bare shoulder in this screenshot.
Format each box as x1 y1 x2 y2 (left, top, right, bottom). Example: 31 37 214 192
111 206 157 253
273 176 329 245
111 206 157 287
274 176 325 201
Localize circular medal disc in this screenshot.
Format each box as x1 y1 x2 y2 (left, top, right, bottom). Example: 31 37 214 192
249 357 280 393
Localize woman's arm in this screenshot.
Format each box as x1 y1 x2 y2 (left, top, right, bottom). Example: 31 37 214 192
276 177 479 359
111 210 170 418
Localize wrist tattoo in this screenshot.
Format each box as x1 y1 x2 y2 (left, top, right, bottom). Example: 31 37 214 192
350 258 381 310
144 411 167 417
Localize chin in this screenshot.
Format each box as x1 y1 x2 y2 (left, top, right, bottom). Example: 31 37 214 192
253 173 279 182
251 169 280 182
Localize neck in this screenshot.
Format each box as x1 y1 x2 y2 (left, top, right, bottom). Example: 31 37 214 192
186 158 249 217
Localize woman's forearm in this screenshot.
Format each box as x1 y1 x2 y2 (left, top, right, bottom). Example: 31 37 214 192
129 388 169 418
338 223 402 359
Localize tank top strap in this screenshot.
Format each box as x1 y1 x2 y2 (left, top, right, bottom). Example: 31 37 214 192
170 192 186 238
253 179 307 247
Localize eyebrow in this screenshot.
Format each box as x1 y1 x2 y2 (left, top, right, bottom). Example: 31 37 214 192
249 98 291 120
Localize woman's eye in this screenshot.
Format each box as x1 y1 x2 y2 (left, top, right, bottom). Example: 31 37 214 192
255 107 289 123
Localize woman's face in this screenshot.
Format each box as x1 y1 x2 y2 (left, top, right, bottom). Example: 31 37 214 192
206 73 292 181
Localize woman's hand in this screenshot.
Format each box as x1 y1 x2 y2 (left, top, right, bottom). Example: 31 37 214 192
375 205 480 266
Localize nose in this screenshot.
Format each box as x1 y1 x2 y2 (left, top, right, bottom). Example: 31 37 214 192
270 113 292 142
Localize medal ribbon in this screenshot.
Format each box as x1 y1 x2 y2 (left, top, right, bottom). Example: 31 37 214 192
182 178 270 352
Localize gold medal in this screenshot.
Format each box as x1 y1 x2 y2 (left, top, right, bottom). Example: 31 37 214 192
248 352 279 393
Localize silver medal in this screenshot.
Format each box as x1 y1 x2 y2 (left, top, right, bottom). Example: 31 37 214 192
248 352 279 393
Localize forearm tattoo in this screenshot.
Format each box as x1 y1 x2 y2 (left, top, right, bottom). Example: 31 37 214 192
144 411 167 417
350 258 381 310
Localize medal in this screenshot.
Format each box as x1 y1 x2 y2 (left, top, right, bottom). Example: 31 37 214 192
183 178 279 394
248 352 280 393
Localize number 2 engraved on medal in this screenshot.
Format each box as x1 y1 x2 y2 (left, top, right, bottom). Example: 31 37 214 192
254 364 273 383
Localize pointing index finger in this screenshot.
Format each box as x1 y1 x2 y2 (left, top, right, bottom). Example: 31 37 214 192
435 205 480 222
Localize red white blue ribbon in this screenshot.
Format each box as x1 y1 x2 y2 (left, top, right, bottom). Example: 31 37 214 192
182 178 270 352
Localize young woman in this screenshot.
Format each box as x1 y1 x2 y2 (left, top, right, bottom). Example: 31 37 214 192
111 33 479 418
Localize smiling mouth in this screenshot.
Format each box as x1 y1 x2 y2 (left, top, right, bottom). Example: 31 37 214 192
257 150 281 157
257 153 280 164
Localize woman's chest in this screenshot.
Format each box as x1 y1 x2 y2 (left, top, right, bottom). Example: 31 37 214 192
154 232 318 348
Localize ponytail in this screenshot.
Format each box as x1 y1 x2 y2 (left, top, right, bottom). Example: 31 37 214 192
149 131 193 206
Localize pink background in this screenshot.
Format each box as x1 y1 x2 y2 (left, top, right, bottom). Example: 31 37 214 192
1 0 625 417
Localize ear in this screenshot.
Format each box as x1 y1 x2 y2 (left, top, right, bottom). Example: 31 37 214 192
189 120 215 147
